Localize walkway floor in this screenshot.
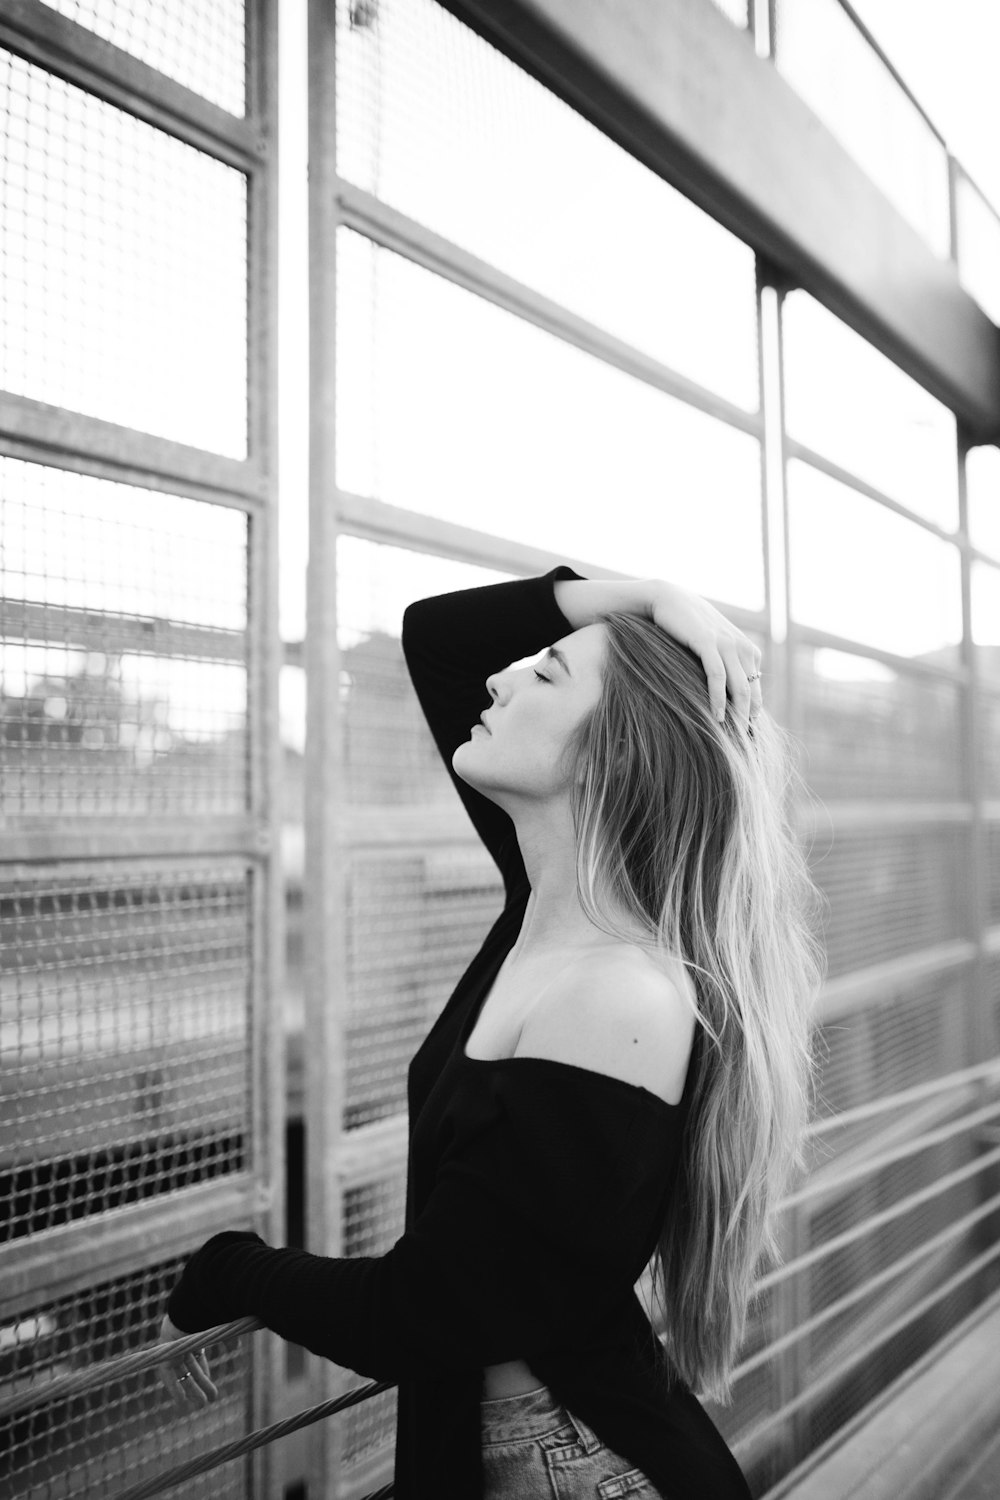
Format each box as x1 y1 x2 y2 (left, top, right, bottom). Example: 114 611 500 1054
943 1427 1000 1500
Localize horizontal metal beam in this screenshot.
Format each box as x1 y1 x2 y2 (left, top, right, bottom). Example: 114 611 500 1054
805 1057 1000 1138
739 1187 1000 1383
0 818 266 863
788 619 971 685
735 1240 1000 1462
796 801 973 830
784 439 966 547
0 1175 259 1314
0 394 267 509
338 181 762 436
335 489 769 635
816 939 977 1021
0 0 266 170
440 0 1000 441
336 487 601 578
1 600 247 664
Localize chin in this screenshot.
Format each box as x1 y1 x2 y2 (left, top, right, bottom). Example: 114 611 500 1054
451 738 479 777
452 742 503 797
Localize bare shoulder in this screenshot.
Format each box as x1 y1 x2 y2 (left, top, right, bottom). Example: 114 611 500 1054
515 947 696 1106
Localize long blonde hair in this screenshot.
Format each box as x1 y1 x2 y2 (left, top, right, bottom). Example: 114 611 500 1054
564 610 827 1404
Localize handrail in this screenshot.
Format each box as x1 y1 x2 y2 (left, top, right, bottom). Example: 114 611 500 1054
6 1060 999 1493
734 1237 1000 1457
804 1058 1000 1137
783 1096 1000 1208
758 1138 1000 1291
0 1316 262 1423
735 1184 1000 1381
108 1376 399 1500
0 1311 399 1500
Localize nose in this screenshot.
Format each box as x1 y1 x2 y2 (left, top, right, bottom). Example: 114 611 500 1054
485 666 510 704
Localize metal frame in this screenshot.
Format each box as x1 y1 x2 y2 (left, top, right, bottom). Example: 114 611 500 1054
298 0 1000 1494
303 1 350 1494
435 0 1000 441
0 0 284 1493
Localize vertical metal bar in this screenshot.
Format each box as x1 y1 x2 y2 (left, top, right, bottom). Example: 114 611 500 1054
957 424 993 1065
947 154 961 268
305 0 351 1494
751 0 774 59
245 0 286 1495
756 269 791 732
757 259 804 1465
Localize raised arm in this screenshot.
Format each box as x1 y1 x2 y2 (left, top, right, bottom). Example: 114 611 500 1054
400 564 587 900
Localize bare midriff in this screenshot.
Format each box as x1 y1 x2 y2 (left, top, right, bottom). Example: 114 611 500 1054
482 1357 544 1398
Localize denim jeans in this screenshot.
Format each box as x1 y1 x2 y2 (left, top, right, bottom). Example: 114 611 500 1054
480 1381 665 1498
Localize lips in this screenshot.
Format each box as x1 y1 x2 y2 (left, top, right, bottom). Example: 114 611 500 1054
478 714 491 734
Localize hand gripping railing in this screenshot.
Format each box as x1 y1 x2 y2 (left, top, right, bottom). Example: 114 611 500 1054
0 1315 398 1500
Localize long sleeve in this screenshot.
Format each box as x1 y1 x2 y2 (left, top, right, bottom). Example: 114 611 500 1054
167 1068 676 1383
400 564 585 901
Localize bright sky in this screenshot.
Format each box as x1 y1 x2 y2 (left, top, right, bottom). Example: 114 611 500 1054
851 0 1000 215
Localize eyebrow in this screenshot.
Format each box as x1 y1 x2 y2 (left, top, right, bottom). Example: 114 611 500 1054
545 646 572 677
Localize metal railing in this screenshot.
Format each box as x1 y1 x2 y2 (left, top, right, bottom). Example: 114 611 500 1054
5 1061 995 1497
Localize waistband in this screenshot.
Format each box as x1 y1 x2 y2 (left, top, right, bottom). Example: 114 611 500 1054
479 1380 570 1440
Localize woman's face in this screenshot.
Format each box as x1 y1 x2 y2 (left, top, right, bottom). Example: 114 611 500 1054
453 623 607 804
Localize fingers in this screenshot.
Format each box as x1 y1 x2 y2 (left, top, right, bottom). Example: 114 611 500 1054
187 1349 219 1403
703 652 728 722
709 640 762 730
160 1349 218 1412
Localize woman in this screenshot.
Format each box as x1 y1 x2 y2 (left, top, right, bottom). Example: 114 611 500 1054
159 565 825 1499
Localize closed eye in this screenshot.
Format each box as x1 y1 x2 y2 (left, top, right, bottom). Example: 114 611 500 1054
533 670 550 683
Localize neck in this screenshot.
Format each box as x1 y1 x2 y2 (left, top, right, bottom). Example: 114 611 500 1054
506 796 641 962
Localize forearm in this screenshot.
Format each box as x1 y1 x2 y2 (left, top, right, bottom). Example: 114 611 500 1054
552 576 656 631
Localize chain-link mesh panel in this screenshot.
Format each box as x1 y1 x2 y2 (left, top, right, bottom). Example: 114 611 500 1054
780 964 994 1460
986 822 1000 927
0 1251 252 1498
331 1166 407 1475
39 0 247 115
0 0 274 1492
978 693 1000 799
794 643 964 800
810 823 968 980
703 1286 788 1493
345 847 503 1128
0 50 248 454
810 970 968 1153
806 1278 987 1454
0 863 251 1241
334 538 513 1128
0 460 249 816
335 0 759 410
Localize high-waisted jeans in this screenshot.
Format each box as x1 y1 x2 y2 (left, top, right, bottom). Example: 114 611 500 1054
480 1381 665 1498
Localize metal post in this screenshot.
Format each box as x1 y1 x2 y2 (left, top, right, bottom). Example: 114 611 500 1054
305 0 352 1493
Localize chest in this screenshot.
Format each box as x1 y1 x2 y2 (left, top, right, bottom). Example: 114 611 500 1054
463 951 587 1061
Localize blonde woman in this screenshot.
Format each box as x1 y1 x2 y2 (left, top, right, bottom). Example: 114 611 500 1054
160 565 824 1500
